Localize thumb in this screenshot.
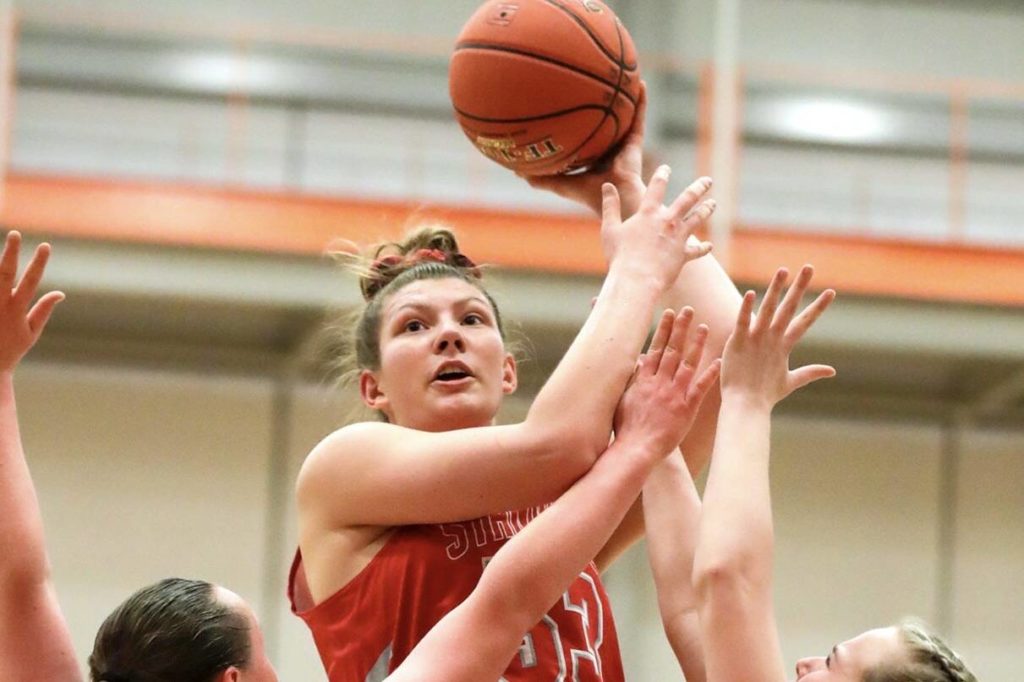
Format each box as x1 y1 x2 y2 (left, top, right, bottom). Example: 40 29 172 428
27 291 65 337
787 364 835 394
601 183 622 230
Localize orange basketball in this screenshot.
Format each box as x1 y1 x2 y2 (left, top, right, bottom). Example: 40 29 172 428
449 0 641 176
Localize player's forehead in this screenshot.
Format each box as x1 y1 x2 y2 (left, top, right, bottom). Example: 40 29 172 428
841 626 904 670
382 278 490 315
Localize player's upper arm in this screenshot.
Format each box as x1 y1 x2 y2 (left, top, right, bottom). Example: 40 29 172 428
297 420 595 527
0 580 81 682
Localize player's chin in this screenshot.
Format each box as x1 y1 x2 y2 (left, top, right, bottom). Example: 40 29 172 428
429 395 499 431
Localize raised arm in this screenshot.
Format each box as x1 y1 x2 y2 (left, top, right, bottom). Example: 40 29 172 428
642 452 705 682
692 266 835 682
299 172 717 528
525 84 740 568
388 308 721 682
0 232 79 682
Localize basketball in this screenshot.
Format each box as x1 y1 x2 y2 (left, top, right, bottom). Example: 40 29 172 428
449 0 641 176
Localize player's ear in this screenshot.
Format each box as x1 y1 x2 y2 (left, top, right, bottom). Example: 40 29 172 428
360 370 390 411
502 353 517 395
214 666 241 682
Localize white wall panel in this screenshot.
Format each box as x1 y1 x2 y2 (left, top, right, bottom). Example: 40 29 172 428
763 417 943 670
17 362 275 675
953 430 1024 682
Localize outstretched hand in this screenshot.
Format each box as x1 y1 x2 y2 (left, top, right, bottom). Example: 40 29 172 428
721 266 836 410
521 82 650 217
0 232 64 373
601 165 715 292
613 307 722 461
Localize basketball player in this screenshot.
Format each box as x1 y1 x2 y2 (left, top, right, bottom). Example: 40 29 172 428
643 266 977 682
290 167 721 680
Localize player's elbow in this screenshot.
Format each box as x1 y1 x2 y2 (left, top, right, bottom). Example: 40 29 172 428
1 552 53 599
692 553 761 606
521 420 603 482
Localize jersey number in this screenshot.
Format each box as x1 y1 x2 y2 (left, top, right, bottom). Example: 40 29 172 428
503 571 605 681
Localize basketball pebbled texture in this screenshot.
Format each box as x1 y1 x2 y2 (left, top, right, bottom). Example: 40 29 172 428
449 0 641 176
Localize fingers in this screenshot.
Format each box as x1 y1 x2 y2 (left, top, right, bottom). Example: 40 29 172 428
647 309 675 355
751 267 789 335
736 290 756 333
601 182 622 229
625 81 647 144
787 364 836 394
656 307 693 378
641 165 672 211
27 291 64 337
0 231 21 292
773 265 813 330
676 199 717 243
641 309 675 376
784 288 836 349
667 177 713 222
683 236 713 262
13 243 52 310
676 323 709 384
685 358 722 407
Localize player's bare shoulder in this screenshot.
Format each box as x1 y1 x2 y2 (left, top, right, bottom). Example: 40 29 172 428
296 421 405 505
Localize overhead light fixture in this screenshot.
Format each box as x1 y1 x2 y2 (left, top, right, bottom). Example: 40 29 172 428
776 99 892 144
162 52 283 94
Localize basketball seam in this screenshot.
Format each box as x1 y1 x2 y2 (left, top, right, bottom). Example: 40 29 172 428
564 109 621 170
453 42 637 107
454 103 612 124
540 0 638 72
562 15 629 171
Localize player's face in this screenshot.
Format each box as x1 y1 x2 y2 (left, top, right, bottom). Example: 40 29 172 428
214 588 279 682
794 626 905 681
363 277 516 431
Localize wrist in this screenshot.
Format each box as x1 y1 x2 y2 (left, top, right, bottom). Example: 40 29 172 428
611 432 664 468
720 388 775 414
602 261 664 303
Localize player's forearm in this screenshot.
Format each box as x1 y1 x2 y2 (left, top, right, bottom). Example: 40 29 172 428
664 610 707 682
693 398 774 588
643 454 701 615
480 438 657 629
526 265 663 460
660 251 740 472
0 373 51 586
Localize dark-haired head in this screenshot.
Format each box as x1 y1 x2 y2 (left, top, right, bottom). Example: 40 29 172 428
89 578 277 682
334 226 517 430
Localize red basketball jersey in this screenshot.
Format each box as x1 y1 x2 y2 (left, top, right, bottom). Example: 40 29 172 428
289 506 625 681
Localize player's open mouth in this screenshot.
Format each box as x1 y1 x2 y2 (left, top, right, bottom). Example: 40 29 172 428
433 362 474 383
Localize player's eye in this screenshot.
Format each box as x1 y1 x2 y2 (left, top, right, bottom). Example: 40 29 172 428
404 320 425 333
463 313 484 325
